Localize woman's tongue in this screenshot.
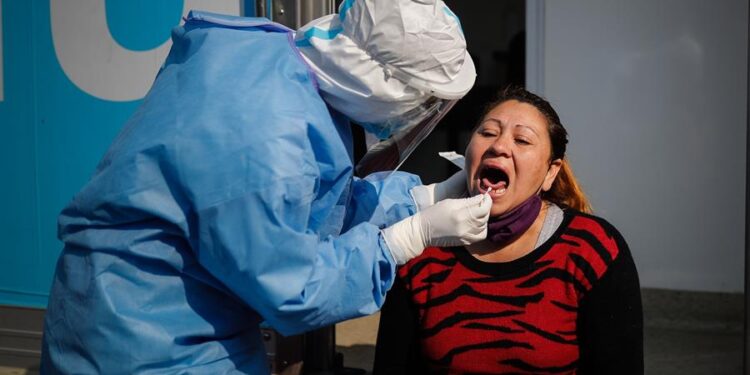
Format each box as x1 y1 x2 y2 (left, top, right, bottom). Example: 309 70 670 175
482 177 507 193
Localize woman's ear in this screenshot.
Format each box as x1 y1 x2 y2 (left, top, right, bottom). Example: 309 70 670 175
542 159 563 192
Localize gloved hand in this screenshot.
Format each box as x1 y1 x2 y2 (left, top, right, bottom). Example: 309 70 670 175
382 193 492 265
410 169 468 211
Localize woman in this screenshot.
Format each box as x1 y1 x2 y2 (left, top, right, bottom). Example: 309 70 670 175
373 87 643 374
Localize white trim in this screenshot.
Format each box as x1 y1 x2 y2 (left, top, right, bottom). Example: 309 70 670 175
525 0 544 95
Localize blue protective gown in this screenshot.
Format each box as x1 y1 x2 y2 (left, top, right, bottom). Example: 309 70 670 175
41 12 420 374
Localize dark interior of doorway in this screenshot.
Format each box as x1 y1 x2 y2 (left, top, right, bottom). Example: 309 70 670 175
352 0 527 185
291 1 527 372
267 1 528 373
332 1 527 374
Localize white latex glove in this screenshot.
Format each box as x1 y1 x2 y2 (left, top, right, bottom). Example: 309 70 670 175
382 193 492 265
410 169 468 212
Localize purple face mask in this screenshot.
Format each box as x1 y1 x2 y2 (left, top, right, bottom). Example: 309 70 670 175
486 193 542 246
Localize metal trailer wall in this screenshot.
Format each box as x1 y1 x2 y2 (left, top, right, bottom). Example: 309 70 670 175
0 0 249 309
0 0 255 368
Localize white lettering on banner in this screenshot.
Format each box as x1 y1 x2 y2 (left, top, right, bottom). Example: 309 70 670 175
50 1 241 102
0 0 4 102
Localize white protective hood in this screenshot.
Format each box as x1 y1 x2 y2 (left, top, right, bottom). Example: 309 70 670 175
295 0 476 129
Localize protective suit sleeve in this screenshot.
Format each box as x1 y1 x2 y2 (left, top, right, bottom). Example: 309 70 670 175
343 171 422 232
191 161 399 337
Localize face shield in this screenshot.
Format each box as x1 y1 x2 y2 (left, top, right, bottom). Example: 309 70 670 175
355 97 458 176
295 0 474 176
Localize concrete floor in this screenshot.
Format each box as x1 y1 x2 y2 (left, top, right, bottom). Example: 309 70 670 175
644 326 742 374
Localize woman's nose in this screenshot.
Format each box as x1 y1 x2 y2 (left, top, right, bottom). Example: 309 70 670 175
488 135 512 157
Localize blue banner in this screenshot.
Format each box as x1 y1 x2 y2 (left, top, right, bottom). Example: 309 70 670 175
0 0 252 307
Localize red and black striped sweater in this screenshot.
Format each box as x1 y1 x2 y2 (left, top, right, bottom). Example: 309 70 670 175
374 209 643 374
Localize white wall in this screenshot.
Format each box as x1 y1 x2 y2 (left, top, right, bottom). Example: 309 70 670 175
528 0 748 292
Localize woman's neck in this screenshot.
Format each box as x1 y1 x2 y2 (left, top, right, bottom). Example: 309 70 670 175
466 202 549 263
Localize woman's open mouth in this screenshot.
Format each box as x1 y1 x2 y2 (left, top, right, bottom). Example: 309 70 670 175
478 165 509 196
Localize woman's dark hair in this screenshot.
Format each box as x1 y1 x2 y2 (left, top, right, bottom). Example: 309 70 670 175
477 86 592 213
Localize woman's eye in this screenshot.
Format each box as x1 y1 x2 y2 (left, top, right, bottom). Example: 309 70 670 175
480 130 497 137
515 138 531 145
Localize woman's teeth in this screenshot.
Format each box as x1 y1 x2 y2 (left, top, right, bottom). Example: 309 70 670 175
479 179 507 195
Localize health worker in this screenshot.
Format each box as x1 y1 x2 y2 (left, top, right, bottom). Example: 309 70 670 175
41 0 490 373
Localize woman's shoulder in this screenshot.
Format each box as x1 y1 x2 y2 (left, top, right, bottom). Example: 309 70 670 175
563 208 627 243
558 208 631 264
